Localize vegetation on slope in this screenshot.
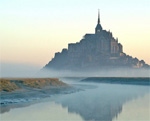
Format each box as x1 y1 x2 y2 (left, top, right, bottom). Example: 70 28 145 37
0 78 67 92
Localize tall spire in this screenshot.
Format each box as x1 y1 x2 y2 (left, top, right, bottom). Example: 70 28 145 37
95 9 102 34
98 9 100 24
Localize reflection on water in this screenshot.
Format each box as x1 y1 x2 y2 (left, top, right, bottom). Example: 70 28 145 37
113 93 150 121
0 78 150 121
0 101 84 121
54 82 149 121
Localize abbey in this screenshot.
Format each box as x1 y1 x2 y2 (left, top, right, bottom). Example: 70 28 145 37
68 11 123 58
44 11 149 71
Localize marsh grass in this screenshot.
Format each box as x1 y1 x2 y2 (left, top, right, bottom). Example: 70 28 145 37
0 78 66 92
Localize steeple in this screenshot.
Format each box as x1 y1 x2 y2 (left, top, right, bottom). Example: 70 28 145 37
98 9 100 24
95 9 102 34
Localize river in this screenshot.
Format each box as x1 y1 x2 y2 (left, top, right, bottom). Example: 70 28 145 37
0 77 150 121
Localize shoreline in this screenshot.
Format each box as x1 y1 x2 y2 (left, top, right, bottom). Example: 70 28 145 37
81 77 150 86
0 78 67 92
0 78 75 106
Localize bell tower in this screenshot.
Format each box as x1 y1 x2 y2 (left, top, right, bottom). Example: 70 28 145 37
95 9 102 34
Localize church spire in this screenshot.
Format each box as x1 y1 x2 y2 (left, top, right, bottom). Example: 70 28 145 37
98 9 100 24
95 9 102 34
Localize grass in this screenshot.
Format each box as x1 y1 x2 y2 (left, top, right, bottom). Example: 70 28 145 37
0 78 67 92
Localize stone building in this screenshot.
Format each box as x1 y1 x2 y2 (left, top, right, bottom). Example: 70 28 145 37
44 11 149 71
68 10 123 58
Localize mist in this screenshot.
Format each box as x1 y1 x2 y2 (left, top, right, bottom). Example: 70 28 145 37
0 62 41 78
0 62 149 78
39 68 150 78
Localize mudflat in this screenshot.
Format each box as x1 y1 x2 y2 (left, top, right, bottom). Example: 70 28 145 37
0 78 76 106
0 78 67 92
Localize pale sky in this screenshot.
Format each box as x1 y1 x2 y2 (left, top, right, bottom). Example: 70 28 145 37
0 0 150 70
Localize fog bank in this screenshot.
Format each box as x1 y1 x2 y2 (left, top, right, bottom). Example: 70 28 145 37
0 62 41 78
39 68 150 78
0 62 149 78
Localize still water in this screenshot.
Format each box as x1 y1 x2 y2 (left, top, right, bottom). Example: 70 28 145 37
0 78 150 121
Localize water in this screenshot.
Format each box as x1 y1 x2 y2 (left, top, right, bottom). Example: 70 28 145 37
0 78 150 121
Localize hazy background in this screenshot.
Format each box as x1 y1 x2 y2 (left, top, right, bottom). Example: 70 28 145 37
0 0 150 77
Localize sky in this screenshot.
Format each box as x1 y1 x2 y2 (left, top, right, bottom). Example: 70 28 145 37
0 0 150 76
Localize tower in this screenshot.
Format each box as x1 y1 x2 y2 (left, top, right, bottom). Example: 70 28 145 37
95 10 102 34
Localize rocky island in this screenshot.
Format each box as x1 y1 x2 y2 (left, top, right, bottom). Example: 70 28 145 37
42 11 149 76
